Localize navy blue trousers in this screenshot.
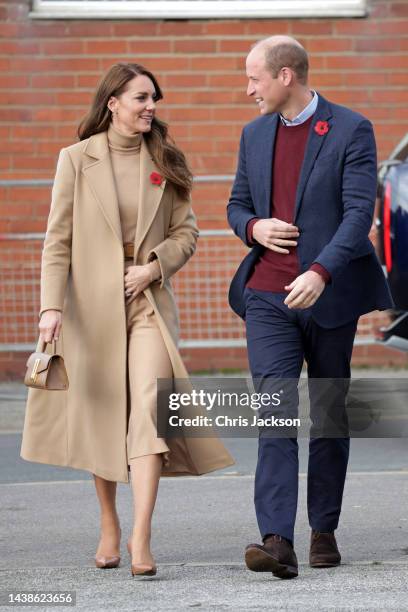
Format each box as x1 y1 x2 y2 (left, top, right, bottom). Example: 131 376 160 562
245 287 358 544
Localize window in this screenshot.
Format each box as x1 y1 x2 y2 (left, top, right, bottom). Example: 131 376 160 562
31 0 367 20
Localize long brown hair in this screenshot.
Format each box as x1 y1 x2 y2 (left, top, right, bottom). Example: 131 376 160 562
78 63 193 200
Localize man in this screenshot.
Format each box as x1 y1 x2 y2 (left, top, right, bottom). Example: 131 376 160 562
227 36 393 579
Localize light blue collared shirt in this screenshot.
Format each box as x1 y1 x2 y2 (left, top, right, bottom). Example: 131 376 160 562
279 90 318 127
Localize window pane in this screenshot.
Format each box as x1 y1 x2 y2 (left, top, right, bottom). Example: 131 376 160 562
31 0 367 20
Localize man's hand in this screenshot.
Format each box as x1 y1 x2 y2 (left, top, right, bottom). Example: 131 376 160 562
284 270 325 309
252 218 299 253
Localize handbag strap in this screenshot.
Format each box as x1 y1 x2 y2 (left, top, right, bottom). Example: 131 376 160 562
36 338 57 354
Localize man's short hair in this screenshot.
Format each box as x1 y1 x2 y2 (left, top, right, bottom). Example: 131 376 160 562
262 42 309 85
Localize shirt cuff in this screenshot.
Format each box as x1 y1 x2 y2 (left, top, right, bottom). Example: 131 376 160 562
309 263 331 284
246 217 259 246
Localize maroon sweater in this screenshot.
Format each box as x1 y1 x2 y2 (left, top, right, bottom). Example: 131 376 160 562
246 114 329 292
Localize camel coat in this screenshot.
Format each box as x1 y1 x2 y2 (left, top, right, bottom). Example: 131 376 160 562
20 130 234 483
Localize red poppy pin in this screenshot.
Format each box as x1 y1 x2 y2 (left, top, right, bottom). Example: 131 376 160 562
150 172 164 186
314 120 329 136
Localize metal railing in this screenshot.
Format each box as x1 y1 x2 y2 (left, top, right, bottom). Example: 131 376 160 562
0 228 378 351
1 174 246 350
0 174 377 351
0 175 235 188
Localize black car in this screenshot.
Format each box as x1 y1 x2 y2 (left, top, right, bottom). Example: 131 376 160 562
376 134 408 352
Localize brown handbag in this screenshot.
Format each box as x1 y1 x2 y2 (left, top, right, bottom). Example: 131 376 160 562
24 338 69 390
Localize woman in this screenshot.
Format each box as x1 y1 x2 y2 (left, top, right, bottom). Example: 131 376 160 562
20 63 234 576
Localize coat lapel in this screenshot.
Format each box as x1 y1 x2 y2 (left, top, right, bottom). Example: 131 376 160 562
258 114 279 219
294 93 333 221
82 132 123 245
133 138 166 258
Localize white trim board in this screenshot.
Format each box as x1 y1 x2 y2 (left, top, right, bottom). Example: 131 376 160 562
30 0 367 20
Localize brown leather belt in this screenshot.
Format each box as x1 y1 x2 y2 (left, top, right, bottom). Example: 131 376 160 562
124 243 134 260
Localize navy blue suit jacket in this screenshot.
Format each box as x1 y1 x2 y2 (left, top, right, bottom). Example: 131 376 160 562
227 93 393 328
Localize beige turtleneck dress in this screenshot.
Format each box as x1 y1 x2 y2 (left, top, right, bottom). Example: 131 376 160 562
108 123 161 282
107 123 171 467
108 123 141 246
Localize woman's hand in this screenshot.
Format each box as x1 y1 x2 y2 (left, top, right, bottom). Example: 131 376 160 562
124 262 159 305
39 310 62 343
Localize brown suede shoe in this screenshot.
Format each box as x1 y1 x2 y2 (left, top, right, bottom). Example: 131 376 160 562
245 534 298 579
309 530 341 568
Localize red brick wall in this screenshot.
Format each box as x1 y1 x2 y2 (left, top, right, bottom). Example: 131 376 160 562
1 0 408 378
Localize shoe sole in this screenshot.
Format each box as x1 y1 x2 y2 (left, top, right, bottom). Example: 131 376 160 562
131 568 157 577
310 561 341 568
245 547 298 579
95 559 120 569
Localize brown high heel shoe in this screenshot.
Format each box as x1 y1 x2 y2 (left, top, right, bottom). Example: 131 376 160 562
127 538 157 577
95 555 121 569
94 527 121 569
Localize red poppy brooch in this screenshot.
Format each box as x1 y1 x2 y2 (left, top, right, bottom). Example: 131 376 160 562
150 172 164 186
314 120 329 136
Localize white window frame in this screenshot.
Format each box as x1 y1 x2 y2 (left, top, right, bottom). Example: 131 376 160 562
30 0 367 20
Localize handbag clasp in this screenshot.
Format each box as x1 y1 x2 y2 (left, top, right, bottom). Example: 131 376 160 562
30 358 41 383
